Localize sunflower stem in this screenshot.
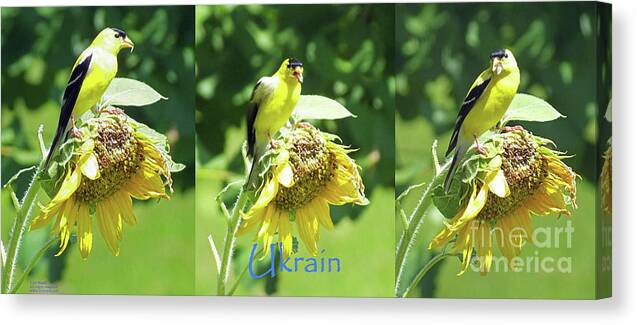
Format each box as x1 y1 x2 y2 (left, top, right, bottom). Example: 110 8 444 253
228 261 250 296
1 160 44 294
394 159 451 296
9 236 58 294
400 252 454 298
217 186 250 296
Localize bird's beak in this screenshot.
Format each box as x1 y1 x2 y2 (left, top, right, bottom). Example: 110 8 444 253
122 36 135 53
293 66 304 84
491 57 503 75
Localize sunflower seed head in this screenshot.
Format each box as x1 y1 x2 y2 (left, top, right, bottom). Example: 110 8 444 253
274 125 336 211
477 133 548 221
75 118 144 203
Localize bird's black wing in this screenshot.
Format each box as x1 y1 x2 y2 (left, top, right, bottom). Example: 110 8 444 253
246 80 262 158
44 54 92 168
445 77 491 156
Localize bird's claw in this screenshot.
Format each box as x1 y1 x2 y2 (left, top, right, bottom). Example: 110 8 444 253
269 139 282 149
476 145 488 156
295 122 313 129
500 125 524 133
70 127 83 139
99 106 125 115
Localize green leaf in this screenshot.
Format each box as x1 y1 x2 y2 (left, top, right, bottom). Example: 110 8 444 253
3 166 36 189
293 95 356 120
100 78 167 107
432 182 466 219
501 93 565 125
170 163 186 173
605 100 612 122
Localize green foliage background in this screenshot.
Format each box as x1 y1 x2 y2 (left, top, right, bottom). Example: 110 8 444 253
396 2 611 298
195 4 395 296
1 6 196 294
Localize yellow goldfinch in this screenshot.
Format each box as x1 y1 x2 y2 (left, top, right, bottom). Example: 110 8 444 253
246 58 304 187
443 49 520 192
44 27 134 168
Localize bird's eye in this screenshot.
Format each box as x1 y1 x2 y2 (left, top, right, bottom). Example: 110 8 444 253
504 53 509 58
114 34 120 38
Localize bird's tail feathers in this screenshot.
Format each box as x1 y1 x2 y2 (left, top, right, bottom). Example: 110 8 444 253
247 139 268 189
43 120 71 170
443 141 470 193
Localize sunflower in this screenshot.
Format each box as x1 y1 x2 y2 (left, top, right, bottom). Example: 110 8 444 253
429 130 577 275
31 113 177 258
238 123 368 258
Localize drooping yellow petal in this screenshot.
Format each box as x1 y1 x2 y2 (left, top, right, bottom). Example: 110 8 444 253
450 182 488 230
257 204 275 250
31 202 62 230
278 214 293 258
114 191 137 226
54 200 73 256
277 162 295 188
76 202 93 259
96 202 120 256
79 152 100 180
237 206 265 236
247 176 279 213
475 222 493 274
311 198 333 230
456 220 476 276
487 169 510 198
49 167 82 206
494 219 514 262
296 208 319 256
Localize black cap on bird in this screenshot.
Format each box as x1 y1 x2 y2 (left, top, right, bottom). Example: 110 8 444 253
489 48 507 59
489 48 512 75
287 58 304 84
111 27 135 52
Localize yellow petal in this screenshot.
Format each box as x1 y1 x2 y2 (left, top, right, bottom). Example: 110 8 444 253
488 169 510 198
453 182 488 228
312 198 333 230
96 202 120 256
296 208 319 256
278 215 293 258
488 155 503 169
257 205 274 245
495 219 514 262
277 162 295 188
54 200 74 256
249 176 279 212
476 222 493 274
456 220 476 276
50 167 81 205
115 191 137 226
77 202 93 259
80 153 100 180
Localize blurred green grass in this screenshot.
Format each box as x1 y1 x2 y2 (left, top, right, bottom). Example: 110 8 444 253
2 189 195 295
